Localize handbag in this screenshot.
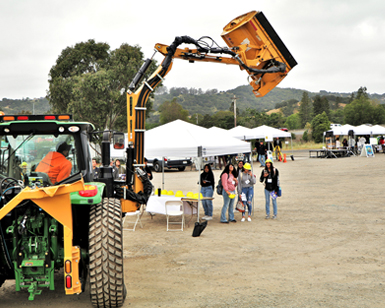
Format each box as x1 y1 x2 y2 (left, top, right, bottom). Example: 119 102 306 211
216 179 223 195
236 201 245 212
192 220 208 237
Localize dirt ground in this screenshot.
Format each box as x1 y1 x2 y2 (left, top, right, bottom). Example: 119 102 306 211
1 150 385 307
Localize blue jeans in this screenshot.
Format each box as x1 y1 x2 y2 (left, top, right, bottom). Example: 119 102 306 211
264 189 277 216
241 186 254 216
201 186 213 216
259 154 265 167
221 190 235 222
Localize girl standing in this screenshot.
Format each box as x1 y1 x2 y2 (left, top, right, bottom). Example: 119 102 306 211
237 163 256 222
260 158 279 219
220 163 238 223
200 164 214 220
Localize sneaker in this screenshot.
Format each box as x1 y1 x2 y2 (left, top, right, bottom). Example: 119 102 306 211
247 217 251 222
205 216 213 221
220 221 229 224
265 215 270 219
272 215 277 219
202 216 208 220
230 219 237 223
241 217 245 222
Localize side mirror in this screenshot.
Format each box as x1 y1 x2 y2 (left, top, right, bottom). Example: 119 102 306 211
113 133 125 150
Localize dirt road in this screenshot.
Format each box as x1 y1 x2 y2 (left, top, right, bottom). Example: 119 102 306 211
1 151 384 307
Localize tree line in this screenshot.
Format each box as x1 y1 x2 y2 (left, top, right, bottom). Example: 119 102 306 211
153 86 385 143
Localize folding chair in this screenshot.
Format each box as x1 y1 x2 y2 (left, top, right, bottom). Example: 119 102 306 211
165 200 184 231
123 204 143 231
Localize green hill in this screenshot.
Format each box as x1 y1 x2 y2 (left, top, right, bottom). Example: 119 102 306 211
0 97 50 115
152 86 385 119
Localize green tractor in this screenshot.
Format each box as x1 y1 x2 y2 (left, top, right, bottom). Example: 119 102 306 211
0 114 151 307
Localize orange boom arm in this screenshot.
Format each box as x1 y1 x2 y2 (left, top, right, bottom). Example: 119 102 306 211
124 10 296 207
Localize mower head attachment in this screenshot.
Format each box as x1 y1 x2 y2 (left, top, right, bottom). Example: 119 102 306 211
221 11 297 97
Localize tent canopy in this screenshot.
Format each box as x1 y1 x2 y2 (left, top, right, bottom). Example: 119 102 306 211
227 125 253 140
244 125 291 140
324 124 385 136
145 120 251 158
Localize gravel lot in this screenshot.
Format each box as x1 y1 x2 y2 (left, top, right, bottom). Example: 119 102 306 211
1 150 384 307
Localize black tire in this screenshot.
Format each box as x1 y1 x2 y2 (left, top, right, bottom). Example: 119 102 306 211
153 161 162 172
89 198 126 307
177 166 186 171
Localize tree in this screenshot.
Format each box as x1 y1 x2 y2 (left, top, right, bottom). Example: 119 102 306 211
298 92 312 128
329 109 344 124
158 98 189 124
284 113 301 130
311 112 330 143
238 108 268 128
267 112 285 128
200 114 215 128
47 39 157 133
313 95 330 118
344 96 374 125
211 110 234 129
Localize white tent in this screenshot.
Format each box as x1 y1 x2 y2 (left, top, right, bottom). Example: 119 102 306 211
354 124 375 135
340 124 356 135
208 126 228 135
244 125 291 140
371 125 385 135
227 125 254 140
326 124 385 137
145 120 251 158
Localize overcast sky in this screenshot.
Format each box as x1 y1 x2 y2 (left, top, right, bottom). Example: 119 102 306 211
1 0 384 99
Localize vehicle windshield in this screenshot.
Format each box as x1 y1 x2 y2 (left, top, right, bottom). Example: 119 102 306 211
0 134 78 184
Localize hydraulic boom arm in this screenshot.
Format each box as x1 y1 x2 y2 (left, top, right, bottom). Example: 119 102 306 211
124 11 297 205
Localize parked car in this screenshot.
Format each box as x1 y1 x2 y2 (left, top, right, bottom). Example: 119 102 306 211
278 127 288 132
146 157 193 172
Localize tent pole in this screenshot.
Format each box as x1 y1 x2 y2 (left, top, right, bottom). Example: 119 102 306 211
162 157 165 190
249 142 255 217
197 146 202 222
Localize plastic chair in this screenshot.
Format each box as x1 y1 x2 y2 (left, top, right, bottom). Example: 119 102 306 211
123 204 143 231
165 200 184 231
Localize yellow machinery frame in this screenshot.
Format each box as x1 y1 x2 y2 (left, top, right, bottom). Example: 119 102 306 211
0 179 85 295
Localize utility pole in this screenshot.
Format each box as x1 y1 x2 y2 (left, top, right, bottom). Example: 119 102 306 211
232 95 237 127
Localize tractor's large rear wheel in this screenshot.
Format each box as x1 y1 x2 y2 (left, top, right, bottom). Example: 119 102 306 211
89 198 126 307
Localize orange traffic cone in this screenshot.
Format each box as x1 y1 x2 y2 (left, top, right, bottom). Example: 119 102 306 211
283 154 287 163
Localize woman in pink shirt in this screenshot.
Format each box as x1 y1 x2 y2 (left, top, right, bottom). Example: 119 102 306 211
220 163 238 223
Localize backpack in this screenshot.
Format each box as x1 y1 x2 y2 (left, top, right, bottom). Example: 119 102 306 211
216 178 223 195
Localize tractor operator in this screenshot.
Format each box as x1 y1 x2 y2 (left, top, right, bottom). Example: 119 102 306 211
36 141 73 184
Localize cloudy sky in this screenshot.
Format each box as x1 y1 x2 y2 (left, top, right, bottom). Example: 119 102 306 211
1 0 384 99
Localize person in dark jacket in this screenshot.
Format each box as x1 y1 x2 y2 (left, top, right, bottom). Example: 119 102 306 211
200 164 215 220
260 158 279 219
258 141 266 167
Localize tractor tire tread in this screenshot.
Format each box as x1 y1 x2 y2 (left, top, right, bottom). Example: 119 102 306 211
89 198 126 307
